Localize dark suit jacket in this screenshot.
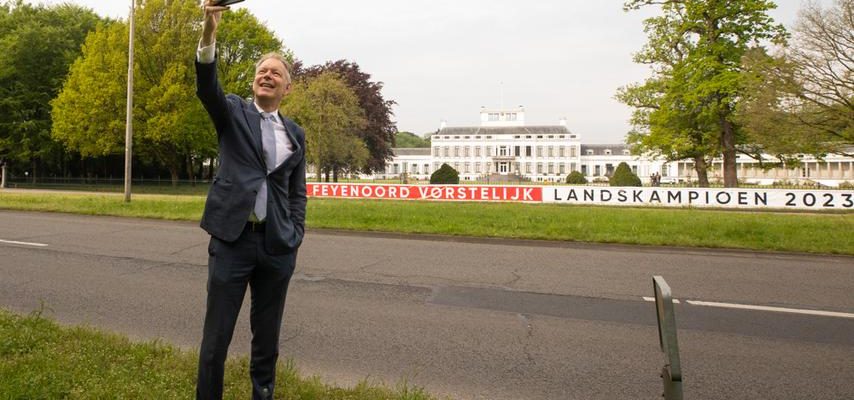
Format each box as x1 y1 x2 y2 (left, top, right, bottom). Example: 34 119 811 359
196 59 307 255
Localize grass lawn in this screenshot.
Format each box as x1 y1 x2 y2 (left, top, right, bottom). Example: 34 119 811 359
0 309 435 399
0 190 852 255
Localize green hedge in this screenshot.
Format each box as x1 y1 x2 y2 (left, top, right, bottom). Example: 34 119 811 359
565 171 587 184
430 163 459 184
609 162 642 187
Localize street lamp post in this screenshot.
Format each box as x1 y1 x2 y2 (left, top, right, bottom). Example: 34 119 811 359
124 0 135 202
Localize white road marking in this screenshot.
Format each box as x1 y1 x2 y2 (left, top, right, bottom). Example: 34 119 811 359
641 296 854 319
0 239 48 247
643 296 680 304
685 300 854 319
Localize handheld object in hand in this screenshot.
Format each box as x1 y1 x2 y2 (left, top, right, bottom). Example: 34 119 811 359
212 0 245 6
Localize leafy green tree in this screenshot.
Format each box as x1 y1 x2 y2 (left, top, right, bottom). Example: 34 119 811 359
294 60 397 174
609 162 642 187
737 49 827 166
0 0 103 180
430 163 459 184
622 0 787 187
394 131 430 148
52 0 285 185
565 171 587 185
281 71 367 182
52 22 128 160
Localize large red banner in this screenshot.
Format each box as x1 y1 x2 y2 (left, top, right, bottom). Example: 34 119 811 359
307 183 543 202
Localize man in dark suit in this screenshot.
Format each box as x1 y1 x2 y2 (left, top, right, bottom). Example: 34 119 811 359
195 2 306 399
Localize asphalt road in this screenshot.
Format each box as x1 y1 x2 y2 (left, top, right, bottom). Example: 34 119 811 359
0 210 852 399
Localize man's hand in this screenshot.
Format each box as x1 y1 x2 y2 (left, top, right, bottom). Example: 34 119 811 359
201 0 229 47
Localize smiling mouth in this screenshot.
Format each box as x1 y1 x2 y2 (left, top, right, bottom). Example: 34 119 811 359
259 82 275 89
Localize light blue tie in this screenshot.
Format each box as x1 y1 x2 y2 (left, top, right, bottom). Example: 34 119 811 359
254 113 277 221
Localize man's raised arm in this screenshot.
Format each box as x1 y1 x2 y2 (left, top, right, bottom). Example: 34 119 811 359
196 1 231 127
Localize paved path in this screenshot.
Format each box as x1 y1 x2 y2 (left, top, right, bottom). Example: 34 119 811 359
0 210 852 399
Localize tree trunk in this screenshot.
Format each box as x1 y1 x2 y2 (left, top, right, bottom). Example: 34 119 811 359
720 115 738 187
332 168 338 183
694 156 710 187
31 159 37 184
170 167 179 187
185 155 196 187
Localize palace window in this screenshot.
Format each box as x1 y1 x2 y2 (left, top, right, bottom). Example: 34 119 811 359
464 146 470 157
526 146 532 157
537 146 543 157
515 146 521 157
475 147 481 157
559 146 565 158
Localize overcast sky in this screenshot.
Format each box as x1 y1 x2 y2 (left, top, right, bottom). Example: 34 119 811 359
29 0 822 143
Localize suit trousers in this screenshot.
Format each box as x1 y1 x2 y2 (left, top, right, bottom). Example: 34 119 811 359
196 226 297 400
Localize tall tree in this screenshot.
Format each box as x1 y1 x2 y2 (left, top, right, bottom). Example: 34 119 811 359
52 0 286 185
738 0 853 162
281 71 367 182
617 8 718 186
293 60 396 174
786 0 853 153
0 0 103 180
623 0 787 187
52 22 128 159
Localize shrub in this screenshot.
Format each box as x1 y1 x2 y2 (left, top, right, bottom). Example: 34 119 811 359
609 162 642 187
565 171 587 185
838 181 853 189
430 163 460 184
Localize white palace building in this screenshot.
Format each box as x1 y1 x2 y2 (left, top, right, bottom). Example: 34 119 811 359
373 107 854 187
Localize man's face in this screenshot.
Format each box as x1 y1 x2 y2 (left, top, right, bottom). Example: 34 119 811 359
252 58 291 104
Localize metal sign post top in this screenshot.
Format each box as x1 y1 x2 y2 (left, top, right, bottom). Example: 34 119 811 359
653 275 682 381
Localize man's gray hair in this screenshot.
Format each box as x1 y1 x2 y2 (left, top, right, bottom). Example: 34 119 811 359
255 52 292 83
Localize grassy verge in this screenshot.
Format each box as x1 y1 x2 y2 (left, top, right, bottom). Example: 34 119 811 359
0 309 434 399
0 191 852 255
